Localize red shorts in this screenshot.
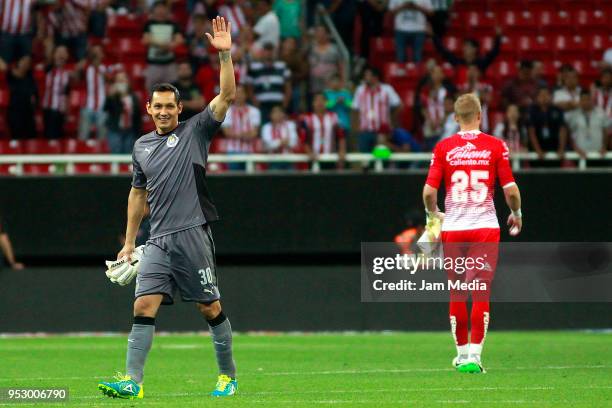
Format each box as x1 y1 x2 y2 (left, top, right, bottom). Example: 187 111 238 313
441 228 500 301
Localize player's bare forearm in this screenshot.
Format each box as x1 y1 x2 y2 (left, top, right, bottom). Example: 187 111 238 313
503 184 521 212
124 187 147 246
422 184 438 213
206 17 235 121
0 233 16 265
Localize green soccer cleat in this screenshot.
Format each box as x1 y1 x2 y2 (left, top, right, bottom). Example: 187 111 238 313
98 373 144 399
457 357 486 374
211 374 238 397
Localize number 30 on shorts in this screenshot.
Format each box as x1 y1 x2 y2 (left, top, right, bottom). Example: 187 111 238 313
198 267 214 286
451 170 489 203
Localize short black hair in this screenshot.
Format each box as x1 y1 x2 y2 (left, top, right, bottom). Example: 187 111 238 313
580 89 591 98
149 83 181 104
464 38 480 49
365 66 381 79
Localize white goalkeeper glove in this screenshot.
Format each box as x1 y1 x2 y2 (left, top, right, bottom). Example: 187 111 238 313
105 245 144 286
417 210 445 256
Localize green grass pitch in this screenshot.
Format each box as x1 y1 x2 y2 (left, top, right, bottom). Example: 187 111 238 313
0 331 611 407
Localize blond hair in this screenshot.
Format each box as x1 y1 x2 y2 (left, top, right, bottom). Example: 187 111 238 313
454 93 482 124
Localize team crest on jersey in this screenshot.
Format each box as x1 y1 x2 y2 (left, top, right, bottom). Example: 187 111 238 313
166 134 179 148
446 142 491 166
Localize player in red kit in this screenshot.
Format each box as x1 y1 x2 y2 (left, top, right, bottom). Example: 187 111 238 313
423 93 523 373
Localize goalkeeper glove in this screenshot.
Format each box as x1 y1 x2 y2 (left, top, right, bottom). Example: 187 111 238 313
105 245 144 286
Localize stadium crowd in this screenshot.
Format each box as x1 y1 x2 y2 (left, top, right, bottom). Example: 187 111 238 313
0 0 610 169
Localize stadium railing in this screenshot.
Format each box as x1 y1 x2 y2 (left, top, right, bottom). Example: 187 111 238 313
0 152 610 175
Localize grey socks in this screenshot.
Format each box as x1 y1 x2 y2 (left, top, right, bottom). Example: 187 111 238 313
126 316 155 384
207 312 236 378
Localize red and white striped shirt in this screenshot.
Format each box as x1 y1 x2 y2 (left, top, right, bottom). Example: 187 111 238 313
47 0 89 38
352 83 401 132
221 104 261 153
84 64 109 111
593 87 611 119
301 112 343 154
218 4 246 38
422 86 448 126
262 120 298 154
42 67 71 112
1 0 33 34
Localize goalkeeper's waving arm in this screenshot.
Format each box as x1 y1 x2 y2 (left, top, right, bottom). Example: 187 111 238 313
118 187 147 261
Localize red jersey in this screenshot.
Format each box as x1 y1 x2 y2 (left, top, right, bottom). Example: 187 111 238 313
425 130 515 232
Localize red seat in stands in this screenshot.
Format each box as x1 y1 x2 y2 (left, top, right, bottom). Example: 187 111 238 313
0 140 23 154
553 35 588 60
73 163 112 174
62 138 106 154
23 164 56 175
537 10 573 35
383 62 422 87
23 139 62 154
517 35 552 60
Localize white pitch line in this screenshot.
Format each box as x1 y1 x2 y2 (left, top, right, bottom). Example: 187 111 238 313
0 365 610 383
16 384 612 402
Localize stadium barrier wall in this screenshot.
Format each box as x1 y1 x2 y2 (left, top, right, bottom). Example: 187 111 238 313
0 172 610 259
0 266 610 333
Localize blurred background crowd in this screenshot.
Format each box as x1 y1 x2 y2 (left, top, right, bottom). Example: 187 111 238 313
0 0 610 170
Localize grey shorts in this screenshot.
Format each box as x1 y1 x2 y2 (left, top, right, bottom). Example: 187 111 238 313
135 224 220 305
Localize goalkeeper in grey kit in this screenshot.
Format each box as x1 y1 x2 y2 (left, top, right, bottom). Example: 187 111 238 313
98 17 238 399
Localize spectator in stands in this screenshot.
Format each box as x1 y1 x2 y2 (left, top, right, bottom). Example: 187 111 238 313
439 94 459 140
428 0 450 38
2 55 37 139
420 65 454 150
532 60 549 88
0 0 34 64
459 65 492 132
221 85 262 168
553 67 581 112
323 0 356 53
357 0 386 61
565 90 608 159
413 59 455 136
501 60 540 111
142 1 184 90
308 25 343 100
324 74 352 136
187 14 211 73
42 45 72 139
245 42 291 123
46 0 91 62
528 87 567 163
274 0 302 41
388 0 432 63
103 71 141 154
88 0 108 38
493 104 527 154
301 93 346 169
78 44 111 140
433 27 502 82
217 0 248 41
252 0 280 55
0 214 24 270
261 105 299 170
352 67 402 153
281 37 308 113
172 62 205 121
591 68 611 124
